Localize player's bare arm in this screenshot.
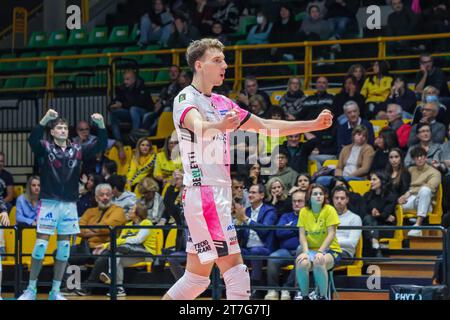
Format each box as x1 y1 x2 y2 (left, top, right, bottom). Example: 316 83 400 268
39 108 59 126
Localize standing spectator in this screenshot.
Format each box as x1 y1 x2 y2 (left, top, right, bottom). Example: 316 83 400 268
212 0 240 33
190 0 214 35
325 0 358 40
331 186 362 265
297 77 335 121
127 138 157 190
268 150 299 191
412 86 448 126
269 4 299 61
265 177 292 217
167 14 201 49
264 190 305 301
405 123 443 167
407 102 446 147
347 64 366 93
385 76 417 117
77 174 104 217
109 70 153 142
154 136 182 187
138 0 174 47
362 171 397 257
386 148 411 197
415 53 449 97
370 128 399 172
108 174 137 220
247 11 273 45
334 76 366 123
280 77 305 121
16 176 40 227
0 152 14 212
138 177 165 225
386 104 412 149
236 76 272 110
360 61 393 119
400 147 441 237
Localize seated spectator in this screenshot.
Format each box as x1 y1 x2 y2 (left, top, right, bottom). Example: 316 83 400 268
336 101 375 153
439 124 450 214
399 147 442 236
308 126 338 170
0 152 14 212
386 148 411 198
386 104 412 149
96 204 158 297
415 53 449 97
15 176 40 227
247 10 273 45
329 177 367 219
422 1 450 52
325 0 358 40
297 77 335 121
109 70 153 143
412 86 448 127
279 77 305 120
279 133 317 174
167 14 201 48
370 128 399 172
126 138 156 190
232 174 250 209
209 21 230 45
269 4 299 61
178 70 192 91
236 76 272 110
289 173 312 195
234 184 277 298
295 184 342 300
77 174 104 217
258 108 288 156
362 171 397 257
298 5 332 41
405 123 443 167
248 94 268 118
306 0 328 17
360 61 393 119
243 162 268 190
268 149 299 191
347 64 366 93
138 177 165 225
190 0 214 35
408 101 446 147
385 76 417 117
154 135 182 187
264 190 305 301
334 76 366 123
138 0 174 47
101 159 118 181
211 0 240 33
331 186 362 265
108 175 137 219
266 177 292 217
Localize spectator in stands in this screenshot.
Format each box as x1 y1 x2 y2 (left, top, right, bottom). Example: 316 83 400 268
158 65 181 111
209 21 230 45
237 76 272 110
15 176 40 227
289 173 312 195
422 1 450 52
298 5 332 41
138 177 165 225
268 149 299 191
212 0 240 33
297 77 335 121
244 162 267 190
127 138 156 190
0 152 14 212
138 0 174 47
266 177 292 217
108 174 137 220
370 128 399 172
385 76 417 118
154 136 182 188
96 203 158 297
234 184 277 298
295 184 342 300
232 175 250 209
247 10 273 45
332 186 362 265
439 124 450 214
415 53 449 97
386 0 420 37
405 123 443 167
101 159 118 181
167 14 201 49
329 177 367 219
279 133 317 174
178 70 192 90
412 86 448 127
77 174 104 217
189 0 214 35
337 101 375 153
306 0 328 17
334 76 366 123
407 102 446 147
269 4 299 61
362 171 397 257
0 198 9 299
360 61 393 119
109 70 153 142
386 104 412 149
347 64 366 93
264 190 305 300
400 146 442 237
248 95 268 118
279 77 305 120
325 0 358 40
386 148 411 197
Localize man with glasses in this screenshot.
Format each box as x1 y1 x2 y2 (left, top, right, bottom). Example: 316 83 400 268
405 123 443 167
415 53 449 97
407 101 446 147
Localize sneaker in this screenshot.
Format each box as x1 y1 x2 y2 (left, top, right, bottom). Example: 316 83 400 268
75 288 91 296
408 229 423 237
106 287 126 297
316 295 328 300
309 290 318 300
60 287 78 296
281 290 291 300
264 290 279 300
17 288 37 300
100 272 111 285
293 294 310 301
48 290 67 301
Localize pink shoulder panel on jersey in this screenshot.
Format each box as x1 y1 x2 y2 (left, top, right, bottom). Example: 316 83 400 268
179 106 197 127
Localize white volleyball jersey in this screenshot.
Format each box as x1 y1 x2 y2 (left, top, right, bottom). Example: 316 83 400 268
173 85 251 187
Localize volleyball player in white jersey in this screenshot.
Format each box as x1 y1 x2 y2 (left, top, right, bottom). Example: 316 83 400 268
163 38 333 300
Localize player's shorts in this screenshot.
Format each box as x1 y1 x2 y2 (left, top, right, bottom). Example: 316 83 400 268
36 199 80 235
183 186 241 264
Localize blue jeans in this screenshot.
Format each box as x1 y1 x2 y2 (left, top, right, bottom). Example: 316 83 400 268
266 248 297 287
315 175 365 187
241 246 271 281
110 106 147 141
328 17 351 38
139 14 172 47
142 111 160 136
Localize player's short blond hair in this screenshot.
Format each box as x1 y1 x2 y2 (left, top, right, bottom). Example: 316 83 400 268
186 38 225 73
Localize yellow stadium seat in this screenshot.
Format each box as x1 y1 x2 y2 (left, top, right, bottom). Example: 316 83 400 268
348 180 371 196
148 112 175 141
379 205 404 249
164 228 177 249
308 160 318 176
270 91 286 106
323 159 339 168
9 206 16 226
403 119 412 124
105 145 133 176
334 236 363 276
2 227 16 266
127 228 164 272
370 120 388 138
402 183 443 225
21 229 57 267
14 186 24 199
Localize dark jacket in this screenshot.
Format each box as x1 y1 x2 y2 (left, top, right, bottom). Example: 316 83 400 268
348 191 367 219
280 90 305 118
240 204 278 252
281 138 319 173
337 119 375 153
275 211 300 251
113 77 153 111
296 91 335 121
385 88 418 115
370 149 390 173
333 91 366 119
363 191 397 223
389 170 411 197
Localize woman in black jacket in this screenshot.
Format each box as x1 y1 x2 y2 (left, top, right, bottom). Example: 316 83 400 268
370 128 399 172
385 148 411 198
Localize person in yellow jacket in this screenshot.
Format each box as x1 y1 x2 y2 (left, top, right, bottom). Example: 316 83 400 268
295 184 342 300
154 135 182 188
127 137 156 190
360 60 393 119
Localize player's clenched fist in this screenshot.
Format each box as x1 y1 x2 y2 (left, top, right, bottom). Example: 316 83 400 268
40 108 59 126
219 109 240 132
91 113 106 129
315 109 333 130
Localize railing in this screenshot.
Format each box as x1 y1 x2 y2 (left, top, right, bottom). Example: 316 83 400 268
1 224 448 300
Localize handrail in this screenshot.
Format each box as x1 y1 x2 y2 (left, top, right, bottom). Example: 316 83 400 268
0 3 44 40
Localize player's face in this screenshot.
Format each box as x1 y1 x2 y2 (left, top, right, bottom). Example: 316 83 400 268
297 175 310 191
389 150 402 168
198 49 227 87
332 191 348 212
30 179 40 196
292 192 305 212
51 123 69 141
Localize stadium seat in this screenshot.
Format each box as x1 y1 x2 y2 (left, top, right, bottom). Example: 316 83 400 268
379 205 404 249
9 206 17 228
295 12 307 22
47 30 67 47
164 229 177 249
124 46 142 62
154 70 170 82
78 48 99 68
140 70 155 83
148 112 175 141
104 145 132 176
109 25 129 43
24 76 46 88
231 16 256 36
0 54 17 72
141 45 163 65
36 51 58 70
348 180 371 196
333 236 363 276
55 50 78 69
270 91 286 106
402 183 443 225
21 229 57 267
13 186 24 199
323 159 339 168
129 24 139 41
3 78 25 89
98 47 120 66
127 228 164 272
88 26 109 45
2 226 16 266
67 29 89 46
308 160 318 176
17 52 38 71
370 120 388 137
28 31 47 48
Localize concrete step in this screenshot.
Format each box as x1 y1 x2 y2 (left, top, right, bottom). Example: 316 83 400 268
376 255 437 278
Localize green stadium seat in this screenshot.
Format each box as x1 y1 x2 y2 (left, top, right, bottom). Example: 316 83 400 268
3 78 25 89
231 16 256 36
98 48 119 66
129 24 139 41
17 52 38 71
141 45 162 65
89 73 108 87
47 30 67 47
78 48 99 67
24 76 46 88
36 51 58 70
155 70 170 82
295 12 307 22
0 54 17 72
124 46 142 62
54 75 68 87
55 50 78 69
28 31 47 48
88 26 109 45
109 25 129 43
67 29 89 46
140 70 155 83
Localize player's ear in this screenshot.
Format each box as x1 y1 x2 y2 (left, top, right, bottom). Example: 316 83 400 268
195 60 202 72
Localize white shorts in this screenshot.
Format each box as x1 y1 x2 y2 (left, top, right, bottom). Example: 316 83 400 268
37 199 80 235
183 186 241 264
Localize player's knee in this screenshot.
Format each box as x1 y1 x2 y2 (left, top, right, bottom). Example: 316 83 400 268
166 270 210 300
56 240 71 261
223 264 251 300
32 239 49 260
